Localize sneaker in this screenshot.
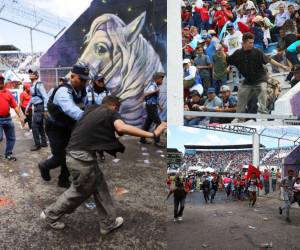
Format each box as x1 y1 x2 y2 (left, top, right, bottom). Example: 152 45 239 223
40 211 65 230
100 217 124 235
139 139 150 144
41 143 48 148
58 179 71 188
5 154 17 161
31 145 41 151
279 207 282 215
38 162 51 181
178 217 183 221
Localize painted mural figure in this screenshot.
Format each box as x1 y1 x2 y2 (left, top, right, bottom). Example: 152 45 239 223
78 12 166 126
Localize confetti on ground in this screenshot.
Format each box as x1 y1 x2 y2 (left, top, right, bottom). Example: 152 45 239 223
144 160 150 164
0 197 14 206
142 153 149 156
141 147 147 151
161 155 165 158
115 187 129 196
9 169 13 173
21 173 29 177
248 225 256 230
112 159 120 163
156 150 164 153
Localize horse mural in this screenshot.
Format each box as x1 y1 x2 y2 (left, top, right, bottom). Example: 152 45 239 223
78 12 166 126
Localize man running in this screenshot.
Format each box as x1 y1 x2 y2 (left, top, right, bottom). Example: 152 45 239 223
40 96 166 234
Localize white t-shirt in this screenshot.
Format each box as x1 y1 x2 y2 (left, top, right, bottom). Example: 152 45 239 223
223 31 243 56
294 182 300 191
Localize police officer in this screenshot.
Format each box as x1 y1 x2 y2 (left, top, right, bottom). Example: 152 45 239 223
25 69 48 151
38 64 89 188
85 73 110 106
140 72 165 147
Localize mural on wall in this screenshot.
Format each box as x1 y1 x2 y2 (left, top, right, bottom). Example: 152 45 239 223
39 0 167 126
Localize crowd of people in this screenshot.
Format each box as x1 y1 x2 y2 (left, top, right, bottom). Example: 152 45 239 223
167 166 300 223
0 65 167 233
0 52 41 70
182 146 294 171
182 0 300 124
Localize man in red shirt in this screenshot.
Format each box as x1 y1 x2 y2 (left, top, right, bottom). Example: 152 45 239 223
213 1 233 33
263 169 270 195
0 75 24 160
20 83 32 130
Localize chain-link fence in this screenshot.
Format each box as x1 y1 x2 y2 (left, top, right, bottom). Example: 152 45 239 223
39 67 72 91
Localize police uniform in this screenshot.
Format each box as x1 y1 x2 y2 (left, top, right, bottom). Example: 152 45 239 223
26 70 48 150
140 72 165 145
85 74 110 106
38 65 89 188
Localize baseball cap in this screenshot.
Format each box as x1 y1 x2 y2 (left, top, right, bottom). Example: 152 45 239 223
94 73 105 81
220 85 230 92
71 64 90 80
207 87 216 93
28 69 39 77
221 1 228 6
226 23 234 29
202 34 212 40
183 58 191 64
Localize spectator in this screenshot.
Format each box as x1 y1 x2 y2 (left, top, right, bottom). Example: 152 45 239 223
212 45 229 94
273 3 290 41
183 58 200 98
194 46 212 94
184 90 206 126
216 85 238 123
222 22 243 55
203 34 217 62
19 83 32 130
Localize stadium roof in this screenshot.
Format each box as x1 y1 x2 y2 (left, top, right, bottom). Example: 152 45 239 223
284 145 300 165
167 148 182 153
184 144 265 150
0 45 20 51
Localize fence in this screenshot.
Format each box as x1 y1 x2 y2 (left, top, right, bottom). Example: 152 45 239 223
39 67 72 91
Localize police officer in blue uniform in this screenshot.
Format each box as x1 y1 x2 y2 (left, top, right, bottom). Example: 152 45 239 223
140 72 165 147
38 64 90 188
85 73 110 106
25 70 48 151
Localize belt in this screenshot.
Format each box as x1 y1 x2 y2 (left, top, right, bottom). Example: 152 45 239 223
0 114 11 118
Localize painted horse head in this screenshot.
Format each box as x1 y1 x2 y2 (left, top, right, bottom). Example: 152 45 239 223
78 12 166 126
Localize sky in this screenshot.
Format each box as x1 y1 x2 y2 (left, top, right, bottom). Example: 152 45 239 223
168 125 300 153
0 0 93 52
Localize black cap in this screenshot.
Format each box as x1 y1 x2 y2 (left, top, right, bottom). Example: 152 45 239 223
94 73 105 81
28 69 39 77
71 64 90 80
190 90 200 97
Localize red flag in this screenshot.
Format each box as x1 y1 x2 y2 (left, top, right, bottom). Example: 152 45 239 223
246 164 263 189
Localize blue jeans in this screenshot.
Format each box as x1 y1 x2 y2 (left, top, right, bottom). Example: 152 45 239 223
184 117 203 126
213 76 227 95
0 117 16 156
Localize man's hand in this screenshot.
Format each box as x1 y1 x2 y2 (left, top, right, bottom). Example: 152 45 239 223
19 116 25 127
282 65 290 71
154 122 167 137
43 112 49 119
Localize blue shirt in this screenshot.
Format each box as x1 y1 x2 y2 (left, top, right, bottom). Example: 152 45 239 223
144 81 159 105
223 95 238 108
53 84 85 121
85 85 110 106
26 80 49 111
